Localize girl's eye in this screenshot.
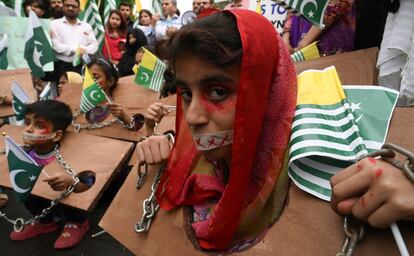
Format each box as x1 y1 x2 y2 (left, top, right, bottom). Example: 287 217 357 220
179 89 192 102
207 88 229 101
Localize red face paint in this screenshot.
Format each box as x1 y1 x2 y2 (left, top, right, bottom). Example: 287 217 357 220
375 168 383 178
199 95 236 113
367 157 377 164
357 162 363 171
37 119 52 134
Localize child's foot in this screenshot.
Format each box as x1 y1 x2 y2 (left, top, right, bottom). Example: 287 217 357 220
0 193 8 208
54 219 89 249
10 221 58 240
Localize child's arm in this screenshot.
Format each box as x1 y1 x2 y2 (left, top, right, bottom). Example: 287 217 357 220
330 158 414 228
43 173 95 193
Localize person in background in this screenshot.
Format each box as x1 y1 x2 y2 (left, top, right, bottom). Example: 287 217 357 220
134 9 156 46
49 0 64 19
51 0 98 82
118 1 134 32
224 0 248 9
194 0 214 13
154 0 182 42
282 0 356 56
23 0 47 17
118 28 148 77
102 10 127 65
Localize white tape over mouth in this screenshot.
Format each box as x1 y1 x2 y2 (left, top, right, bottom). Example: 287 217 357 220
192 130 234 151
22 132 56 141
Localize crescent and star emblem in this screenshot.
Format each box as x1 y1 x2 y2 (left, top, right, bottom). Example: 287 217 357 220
9 169 31 193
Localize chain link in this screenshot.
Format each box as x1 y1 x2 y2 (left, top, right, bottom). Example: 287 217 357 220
136 163 148 189
0 145 79 232
71 111 136 132
337 216 365 256
134 164 165 233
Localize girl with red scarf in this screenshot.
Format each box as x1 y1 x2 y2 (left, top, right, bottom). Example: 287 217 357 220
137 9 297 252
102 10 127 65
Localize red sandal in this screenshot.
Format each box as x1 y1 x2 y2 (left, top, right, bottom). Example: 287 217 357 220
54 219 89 249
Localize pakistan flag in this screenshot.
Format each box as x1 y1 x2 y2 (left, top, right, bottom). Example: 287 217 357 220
0 33 8 70
11 81 31 122
24 11 54 78
5 136 42 203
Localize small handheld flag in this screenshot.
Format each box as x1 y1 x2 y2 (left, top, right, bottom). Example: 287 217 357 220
5 136 43 203
291 41 320 63
11 81 31 122
0 33 8 70
135 48 167 92
274 0 329 28
80 66 107 113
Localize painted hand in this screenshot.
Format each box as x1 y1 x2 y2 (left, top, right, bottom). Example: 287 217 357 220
330 157 414 228
136 135 172 165
145 102 170 129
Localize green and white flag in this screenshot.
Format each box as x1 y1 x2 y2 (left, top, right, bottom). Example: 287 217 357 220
24 11 54 78
0 33 8 70
274 0 329 28
80 65 107 113
39 82 52 100
288 67 399 200
104 0 119 24
1 0 24 16
11 80 31 122
79 0 105 50
135 47 166 92
152 0 162 14
6 136 43 203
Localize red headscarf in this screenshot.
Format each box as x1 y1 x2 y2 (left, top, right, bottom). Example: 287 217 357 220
156 10 297 251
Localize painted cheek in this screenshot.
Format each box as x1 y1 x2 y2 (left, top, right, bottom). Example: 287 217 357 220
199 96 236 113
37 120 51 134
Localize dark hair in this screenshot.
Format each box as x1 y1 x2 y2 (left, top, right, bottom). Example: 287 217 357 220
160 70 176 98
63 0 80 6
87 56 119 95
159 12 242 68
106 9 127 36
118 29 148 77
26 100 73 132
23 0 48 14
119 1 132 9
139 9 152 25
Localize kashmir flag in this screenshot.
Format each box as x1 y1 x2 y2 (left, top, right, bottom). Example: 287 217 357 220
291 41 320 63
79 0 105 49
0 33 8 70
72 46 81 66
134 0 142 13
256 0 262 13
2 0 24 16
135 47 166 92
274 0 329 28
104 0 118 24
24 11 54 78
11 81 31 122
288 67 399 200
6 136 43 203
80 66 107 113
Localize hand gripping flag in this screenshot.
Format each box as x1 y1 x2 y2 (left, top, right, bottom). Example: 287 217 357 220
80 66 107 113
288 67 399 200
6 136 43 203
0 33 8 70
274 0 329 28
11 81 31 122
135 48 167 92
24 11 54 78
291 41 320 63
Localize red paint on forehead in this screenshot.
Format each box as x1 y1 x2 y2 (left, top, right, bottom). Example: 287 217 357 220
199 95 236 113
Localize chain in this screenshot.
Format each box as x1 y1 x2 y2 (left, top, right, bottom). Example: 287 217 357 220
0 145 79 232
337 143 414 256
134 164 165 233
71 112 137 132
337 216 366 256
136 163 148 189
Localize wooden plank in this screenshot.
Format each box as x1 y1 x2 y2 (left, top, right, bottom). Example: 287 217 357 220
0 69 37 117
0 125 133 211
295 47 379 85
99 107 414 255
57 75 160 142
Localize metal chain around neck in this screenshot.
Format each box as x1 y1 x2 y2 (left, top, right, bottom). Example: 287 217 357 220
0 145 79 232
134 164 165 233
71 112 136 132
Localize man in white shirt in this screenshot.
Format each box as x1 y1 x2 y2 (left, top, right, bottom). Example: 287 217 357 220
154 0 182 42
51 0 98 80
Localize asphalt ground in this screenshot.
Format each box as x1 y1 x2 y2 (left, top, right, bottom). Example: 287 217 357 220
0 180 134 256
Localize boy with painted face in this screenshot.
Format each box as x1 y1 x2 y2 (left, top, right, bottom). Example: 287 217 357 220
10 100 92 249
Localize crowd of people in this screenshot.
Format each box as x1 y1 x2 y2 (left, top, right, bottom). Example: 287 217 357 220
0 0 413 254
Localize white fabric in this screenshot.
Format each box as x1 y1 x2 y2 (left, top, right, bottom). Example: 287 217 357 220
377 0 414 97
51 17 98 63
154 15 182 42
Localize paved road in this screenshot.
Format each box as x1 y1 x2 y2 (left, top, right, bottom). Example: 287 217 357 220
0 184 134 256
